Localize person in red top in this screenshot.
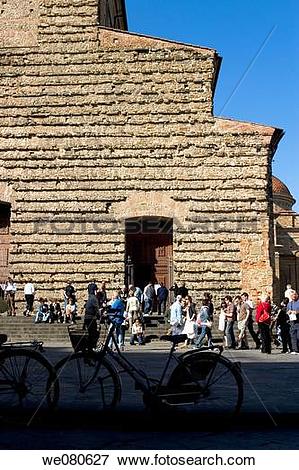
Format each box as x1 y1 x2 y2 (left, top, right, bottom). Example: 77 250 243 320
256 295 272 354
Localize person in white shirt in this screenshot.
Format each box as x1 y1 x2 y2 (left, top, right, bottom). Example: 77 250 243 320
126 289 141 330
170 295 184 335
24 279 35 316
241 292 260 349
285 284 296 302
5 277 17 316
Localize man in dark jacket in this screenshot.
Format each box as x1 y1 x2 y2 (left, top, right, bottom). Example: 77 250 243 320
83 294 100 350
177 282 188 298
157 282 169 315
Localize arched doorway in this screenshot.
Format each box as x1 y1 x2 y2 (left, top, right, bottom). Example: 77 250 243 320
0 202 11 282
125 217 173 290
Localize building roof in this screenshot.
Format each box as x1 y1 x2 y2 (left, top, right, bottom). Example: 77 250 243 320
272 176 296 211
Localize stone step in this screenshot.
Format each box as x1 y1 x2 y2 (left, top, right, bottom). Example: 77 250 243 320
0 315 170 343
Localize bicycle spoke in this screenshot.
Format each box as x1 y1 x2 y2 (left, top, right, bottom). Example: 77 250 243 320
204 362 232 388
0 350 58 412
55 352 120 411
167 354 243 415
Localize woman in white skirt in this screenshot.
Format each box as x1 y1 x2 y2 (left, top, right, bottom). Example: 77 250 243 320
182 296 197 347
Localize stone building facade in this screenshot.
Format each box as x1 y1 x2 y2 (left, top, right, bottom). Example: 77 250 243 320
0 0 283 305
272 176 299 301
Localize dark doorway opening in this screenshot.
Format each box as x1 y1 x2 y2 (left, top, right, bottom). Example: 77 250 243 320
0 202 11 282
125 217 173 290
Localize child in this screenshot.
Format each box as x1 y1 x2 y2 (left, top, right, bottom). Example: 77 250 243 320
64 298 76 324
49 299 63 323
35 298 49 323
130 318 145 346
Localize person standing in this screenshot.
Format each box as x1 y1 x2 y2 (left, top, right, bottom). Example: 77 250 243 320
64 280 76 309
241 292 260 349
83 293 100 350
224 295 236 349
108 291 126 349
87 279 98 296
170 295 184 335
182 295 196 346
119 285 128 303
96 281 107 308
157 282 169 315
194 299 213 348
126 289 141 330
287 291 299 354
234 296 250 349
23 279 35 316
177 282 188 298
143 282 155 315
5 277 17 316
133 285 143 303
256 295 272 354
285 284 296 302
276 298 292 353
169 282 179 301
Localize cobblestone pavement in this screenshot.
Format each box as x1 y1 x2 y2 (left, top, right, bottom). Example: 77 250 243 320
1 341 299 450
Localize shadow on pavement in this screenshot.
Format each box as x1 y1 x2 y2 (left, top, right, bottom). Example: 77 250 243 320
1 346 299 449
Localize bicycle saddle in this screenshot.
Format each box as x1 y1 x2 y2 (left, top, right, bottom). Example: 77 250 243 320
160 334 187 344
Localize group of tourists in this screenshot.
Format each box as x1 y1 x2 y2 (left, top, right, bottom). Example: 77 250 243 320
168 284 299 355
1 276 299 354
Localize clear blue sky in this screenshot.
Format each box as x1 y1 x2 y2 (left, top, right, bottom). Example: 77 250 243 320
126 0 299 210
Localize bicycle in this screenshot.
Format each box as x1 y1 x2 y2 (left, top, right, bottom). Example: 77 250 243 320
0 334 59 412
55 314 243 416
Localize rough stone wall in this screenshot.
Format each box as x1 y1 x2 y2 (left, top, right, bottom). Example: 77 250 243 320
0 1 281 304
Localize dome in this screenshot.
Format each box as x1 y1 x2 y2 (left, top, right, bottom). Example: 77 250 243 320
272 176 296 211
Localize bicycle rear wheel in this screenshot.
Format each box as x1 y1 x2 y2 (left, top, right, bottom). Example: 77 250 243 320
0 348 59 412
166 352 243 416
55 351 121 411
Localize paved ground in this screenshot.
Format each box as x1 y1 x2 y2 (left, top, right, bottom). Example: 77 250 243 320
1 341 299 449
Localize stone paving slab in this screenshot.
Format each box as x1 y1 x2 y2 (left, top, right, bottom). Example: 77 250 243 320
1 342 299 450
41 342 299 417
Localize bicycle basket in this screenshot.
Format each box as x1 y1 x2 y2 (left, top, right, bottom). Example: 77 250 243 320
68 328 95 352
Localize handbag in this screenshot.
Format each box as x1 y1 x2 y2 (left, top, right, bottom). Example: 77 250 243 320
259 311 270 323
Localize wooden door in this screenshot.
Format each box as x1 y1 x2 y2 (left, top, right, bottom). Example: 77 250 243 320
126 232 173 289
279 255 297 298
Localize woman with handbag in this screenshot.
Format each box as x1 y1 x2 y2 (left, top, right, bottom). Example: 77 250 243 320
256 295 272 354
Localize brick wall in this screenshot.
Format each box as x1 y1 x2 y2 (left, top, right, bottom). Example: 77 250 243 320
0 1 282 305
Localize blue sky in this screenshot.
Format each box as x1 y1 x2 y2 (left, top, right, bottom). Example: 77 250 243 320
126 0 299 210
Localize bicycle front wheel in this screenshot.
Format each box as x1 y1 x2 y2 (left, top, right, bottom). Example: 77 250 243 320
0 348 59 412
55 351 121 411
167 352 243 416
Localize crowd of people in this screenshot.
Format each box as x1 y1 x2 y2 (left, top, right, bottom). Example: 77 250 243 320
1 277 299 354
169 284 299 355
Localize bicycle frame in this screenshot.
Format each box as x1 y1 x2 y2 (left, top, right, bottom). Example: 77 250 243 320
99 321 184 394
